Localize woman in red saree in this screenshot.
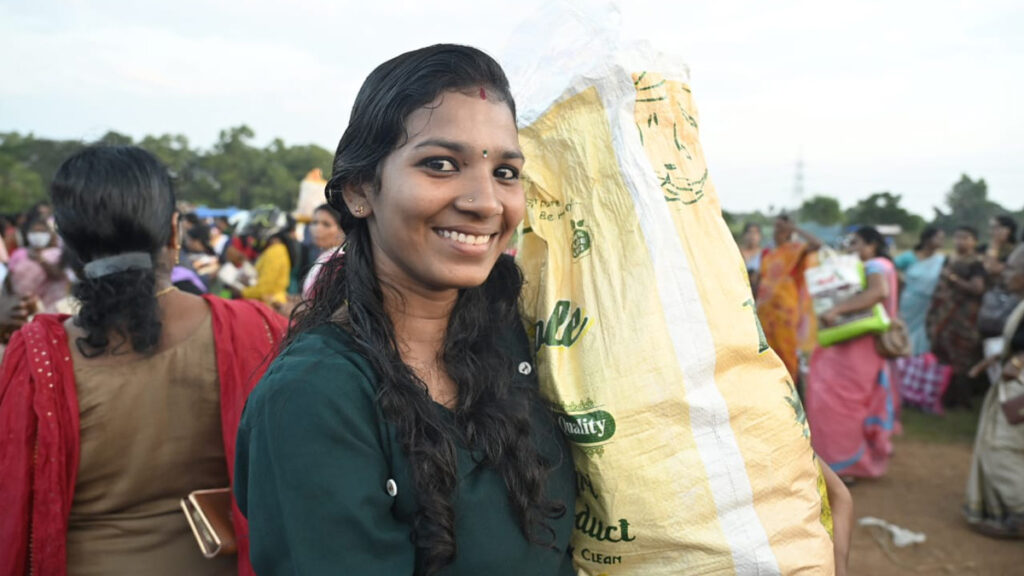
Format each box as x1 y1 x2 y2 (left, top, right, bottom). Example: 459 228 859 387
756 215 822 380
0 146 286 576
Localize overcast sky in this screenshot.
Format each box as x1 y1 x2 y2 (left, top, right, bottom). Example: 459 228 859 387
2 0 1021 216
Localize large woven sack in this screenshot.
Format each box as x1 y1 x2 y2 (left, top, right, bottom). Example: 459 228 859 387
508 5 835 575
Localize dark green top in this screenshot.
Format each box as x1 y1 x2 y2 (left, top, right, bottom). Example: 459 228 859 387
234 323 575 575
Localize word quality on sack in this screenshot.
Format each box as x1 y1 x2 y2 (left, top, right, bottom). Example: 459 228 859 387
510 8 837 574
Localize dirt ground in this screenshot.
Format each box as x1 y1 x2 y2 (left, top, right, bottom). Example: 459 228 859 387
846 437 1024 575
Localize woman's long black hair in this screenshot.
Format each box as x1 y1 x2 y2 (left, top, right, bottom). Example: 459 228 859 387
287 44 565 574
313 202 343 229
50 146 176 357
994 214 1019 244
913 226 940 251
855 226 892 261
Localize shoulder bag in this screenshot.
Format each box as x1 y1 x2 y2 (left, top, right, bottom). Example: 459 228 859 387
978 289 1022 338
875 316 912 359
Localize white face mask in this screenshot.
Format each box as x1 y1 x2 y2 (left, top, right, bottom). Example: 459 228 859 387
27 231 52 249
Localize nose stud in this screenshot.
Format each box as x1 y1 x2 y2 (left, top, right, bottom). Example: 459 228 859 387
482 149 488 158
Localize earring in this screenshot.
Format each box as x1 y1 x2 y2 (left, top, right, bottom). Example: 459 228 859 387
354 205 365 216
174 245 181 265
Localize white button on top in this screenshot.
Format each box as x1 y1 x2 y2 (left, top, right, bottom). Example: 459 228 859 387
518 362 533 375
386 479 398 497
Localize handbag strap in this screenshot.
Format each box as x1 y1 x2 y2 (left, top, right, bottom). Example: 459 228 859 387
998 372 1024 402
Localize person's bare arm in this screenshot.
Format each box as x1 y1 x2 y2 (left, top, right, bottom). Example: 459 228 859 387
795 226 824 253
819 460 853 576
39 259 65 281
822 273 888 325
983 247 1000 272
944 268 985 297
969 355 1001 379
1002 352 1024 382
0 292 37 343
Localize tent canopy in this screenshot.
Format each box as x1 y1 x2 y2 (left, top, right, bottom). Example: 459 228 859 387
194 206 242 219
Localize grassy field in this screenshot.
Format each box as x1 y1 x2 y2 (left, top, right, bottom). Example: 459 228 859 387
900 404 981 445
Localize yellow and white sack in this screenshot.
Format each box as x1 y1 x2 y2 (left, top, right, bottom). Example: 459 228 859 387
507 4 835 574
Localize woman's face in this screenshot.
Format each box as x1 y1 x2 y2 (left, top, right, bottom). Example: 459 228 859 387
953 230 977 255
26 221 53 249
773 218 794 245
928 230 945 250
353 90 524 294
848 234 876 261
990 219 1011 244
311 209 344 250
742 226 762 247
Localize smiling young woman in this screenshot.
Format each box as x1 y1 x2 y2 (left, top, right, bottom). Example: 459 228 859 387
346 88 525 296
233 45 574 575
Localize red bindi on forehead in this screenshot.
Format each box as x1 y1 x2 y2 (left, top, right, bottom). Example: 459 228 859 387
479 87 487 100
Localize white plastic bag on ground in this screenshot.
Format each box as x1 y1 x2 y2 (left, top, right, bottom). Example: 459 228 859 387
858 517 927 548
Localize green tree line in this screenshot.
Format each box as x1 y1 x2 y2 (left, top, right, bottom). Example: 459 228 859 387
724 175 1024 245
4 129 1021 242
0 126 333 213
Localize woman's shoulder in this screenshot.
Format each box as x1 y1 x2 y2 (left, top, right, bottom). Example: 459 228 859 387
267 241 291 257
866 257 895 275
894 251 916 268
1 314 70 381
243 324 376 422
315 247 342 265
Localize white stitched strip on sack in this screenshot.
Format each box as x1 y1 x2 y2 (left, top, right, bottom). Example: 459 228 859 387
596 60 781 576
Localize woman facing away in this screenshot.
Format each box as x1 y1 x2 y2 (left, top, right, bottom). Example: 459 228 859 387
894 226 945 357
0 146 286 576
806 226 899 480
964 244 1024 538
301 202 345 298
756 214 822 381
233 45 574 575
927 226 988 408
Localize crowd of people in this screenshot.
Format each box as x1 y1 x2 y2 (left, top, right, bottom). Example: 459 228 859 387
0 198 347 337
0 166 350 574
0 41 1017 576
747 213 1024 539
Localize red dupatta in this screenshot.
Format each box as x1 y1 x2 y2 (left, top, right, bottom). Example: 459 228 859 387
0 295 286 576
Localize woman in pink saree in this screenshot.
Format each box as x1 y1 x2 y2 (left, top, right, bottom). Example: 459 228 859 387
807 226 899 480
7 213 68 311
